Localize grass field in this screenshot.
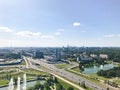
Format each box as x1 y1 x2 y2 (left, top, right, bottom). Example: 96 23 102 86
57 78 79 90
67 68 100 84
72 66 81 72
0 80 9 86
24 68 47 75
113 79 120 85
55 63 73 69
20 59 26 65
0 68 49 86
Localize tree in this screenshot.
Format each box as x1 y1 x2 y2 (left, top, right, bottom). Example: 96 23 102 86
67 87 74 90
37 75 41 80
106 87 109 90
53 77 58 83
44 82 51 90
34 80 44 90
56 83 63 90
79 62 84 71
14 77 17 85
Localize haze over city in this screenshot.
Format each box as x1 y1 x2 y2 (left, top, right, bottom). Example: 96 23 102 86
0 0 120 47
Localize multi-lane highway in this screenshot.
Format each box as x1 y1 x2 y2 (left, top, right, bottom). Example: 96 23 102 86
23 56 43 71
26 57 108 90
24 57 84 90
2 56 118 90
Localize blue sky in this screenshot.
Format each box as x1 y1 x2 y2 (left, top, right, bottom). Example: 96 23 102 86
0 0 120 47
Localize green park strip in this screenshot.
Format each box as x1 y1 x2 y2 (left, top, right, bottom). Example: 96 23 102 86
55 63 71 69
52 72 94 90
57 78 78 90
23 68 47 75
52 73 85 90
0 68 49 86
66 67 120 89
57 78 93 90
113 80 120 85
0 80 9 86
71 66 81 72
20 59 26 65
66 68 101 85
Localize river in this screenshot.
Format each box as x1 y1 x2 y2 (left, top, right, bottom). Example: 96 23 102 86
82 64 114 74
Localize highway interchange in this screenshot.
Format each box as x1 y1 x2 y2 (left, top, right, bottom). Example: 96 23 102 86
3 56 118 90
25 57 106 90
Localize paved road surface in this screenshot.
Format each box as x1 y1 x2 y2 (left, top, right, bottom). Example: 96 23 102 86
52 73 85 90
27 57 106 90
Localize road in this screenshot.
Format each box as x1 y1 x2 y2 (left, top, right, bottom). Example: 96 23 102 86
0 57 118 90
23 56 43 71
23 56 30 68
24 57 84 90
27 57 107 90
52 73 85 90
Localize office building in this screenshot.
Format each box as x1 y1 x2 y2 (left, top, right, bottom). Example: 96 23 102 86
56 49 61 61
33 51 44 59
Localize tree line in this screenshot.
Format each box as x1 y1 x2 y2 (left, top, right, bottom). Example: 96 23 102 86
27 75 74 90
97 67 120 78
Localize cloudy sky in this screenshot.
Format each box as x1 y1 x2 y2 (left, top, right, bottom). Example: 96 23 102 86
0 0 120 47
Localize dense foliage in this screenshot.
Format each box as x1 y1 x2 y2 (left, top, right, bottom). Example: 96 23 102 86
0 53 21 59
6 53 21 59
79 59 107 71
113 58 120 63
97 67 120 78
87 47 120 61
27 76 74 90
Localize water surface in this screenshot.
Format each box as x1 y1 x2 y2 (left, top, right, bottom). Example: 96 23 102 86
82 64 114 74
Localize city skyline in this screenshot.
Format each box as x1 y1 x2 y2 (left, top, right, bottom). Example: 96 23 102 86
0 0 120 47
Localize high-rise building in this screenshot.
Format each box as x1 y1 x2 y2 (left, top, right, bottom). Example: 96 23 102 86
33 51 44 59
56 49 61 61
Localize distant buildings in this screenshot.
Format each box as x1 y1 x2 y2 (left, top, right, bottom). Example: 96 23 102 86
33 51 44 59
90 54 98 58
77 57 92 61
90 54 108 59
77 53 108 62
80 57 93 61
99 54 108 59
0 59 5 64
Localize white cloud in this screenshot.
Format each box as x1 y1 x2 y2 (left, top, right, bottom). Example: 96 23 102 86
0 27 13 32
16 30 55 40
57 29 64 32
16 31 41 37
41 35 54 39
55 32 61 35
55 28 64 36
104 34 115 38
73 22 80 27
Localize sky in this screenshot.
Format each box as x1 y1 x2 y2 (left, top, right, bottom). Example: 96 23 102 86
0 0 120 47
